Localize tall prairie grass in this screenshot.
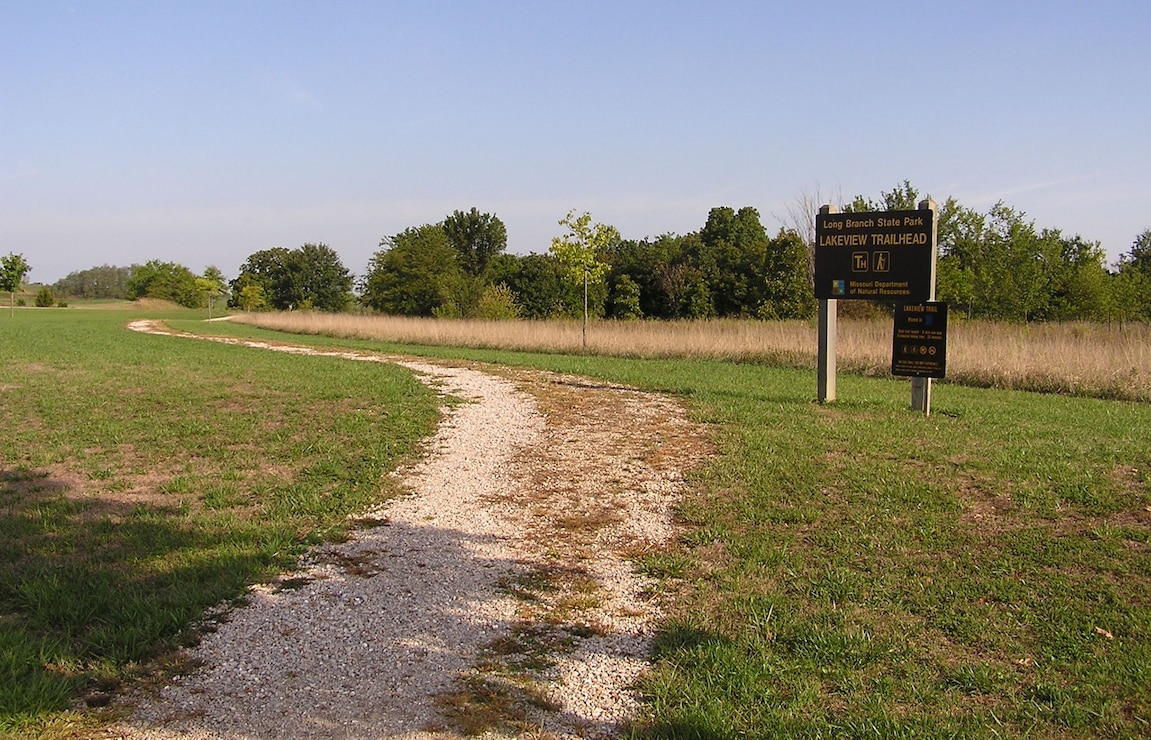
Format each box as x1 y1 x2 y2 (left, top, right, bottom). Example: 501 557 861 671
232 312 1151 401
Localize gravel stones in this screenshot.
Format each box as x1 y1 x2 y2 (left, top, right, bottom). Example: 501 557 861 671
116 323 709 739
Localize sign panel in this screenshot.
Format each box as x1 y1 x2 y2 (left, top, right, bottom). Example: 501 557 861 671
814 209 935 300
891 301 948 378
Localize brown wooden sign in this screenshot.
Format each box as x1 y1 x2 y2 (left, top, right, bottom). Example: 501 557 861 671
814 209 935 301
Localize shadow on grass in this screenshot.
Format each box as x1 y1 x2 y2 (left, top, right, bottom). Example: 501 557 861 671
2 467 643 736
0 466 298 724
115 515 643 738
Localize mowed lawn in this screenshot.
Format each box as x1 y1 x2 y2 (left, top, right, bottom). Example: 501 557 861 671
0 309 439 736
2 308 1149 738
194 317 1151 739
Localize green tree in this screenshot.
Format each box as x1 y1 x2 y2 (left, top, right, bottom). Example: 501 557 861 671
486 253 575 319
198 266 228 319
237 283 268 312
936 198 983 317
35 286 55 308
231 248 295 310
475 284 520 320
956 203 1059 321
125 261 201 308
609 274 643 319
605 234 688 319
361 225 465 316
694 206 770 317
654 237 711 319
1114 228 1151 321
846 179 921 214
443 207 508 277
550 210 619 346
760 230 816 319
1046 234 1111 321
1118 229 1151 283
231 245 351 312
51 264 132 300
294 243 353 312
0 253 31 317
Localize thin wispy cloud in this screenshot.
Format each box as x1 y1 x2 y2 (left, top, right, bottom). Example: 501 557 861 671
968 173 1106 204
286 84 321 109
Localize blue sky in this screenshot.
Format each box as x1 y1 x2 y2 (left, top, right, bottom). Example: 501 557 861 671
3 1 1148 284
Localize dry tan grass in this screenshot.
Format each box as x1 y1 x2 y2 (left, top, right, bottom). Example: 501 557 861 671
230 312 1151 401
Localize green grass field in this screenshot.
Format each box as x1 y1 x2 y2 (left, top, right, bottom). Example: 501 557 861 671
0 308 439 736
3 308 1149 738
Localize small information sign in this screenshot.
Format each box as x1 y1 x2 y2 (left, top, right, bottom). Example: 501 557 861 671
814 209 935 300
891 301 947 378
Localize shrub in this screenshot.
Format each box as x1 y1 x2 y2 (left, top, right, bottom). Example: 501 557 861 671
35 287 55 307
475 284 520 320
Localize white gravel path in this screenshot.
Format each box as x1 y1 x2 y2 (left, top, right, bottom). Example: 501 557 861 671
110 321 708 739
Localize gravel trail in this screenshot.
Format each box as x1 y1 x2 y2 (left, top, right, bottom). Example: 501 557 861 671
110 321 709 738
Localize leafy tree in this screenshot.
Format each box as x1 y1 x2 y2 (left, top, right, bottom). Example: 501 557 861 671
1046 234 1110 321
443 208 508 277
550 211 619 344
848 182 1124 322
760 230 816 319
361 225 464 316
948 203 1059 321
237 283 268 312
125 260 201 308
656 261 710 319
197 266 228 319
936 197 982 316
609 274 643 319
1110 269 1149 324
294 244 353 312
846 179 921 214
486 253 575 319
692 206 771 317
682 279 714 319
231 245 351 312
605 234 688 319
231 248 295 309
475 284 520 320
1118 229 1151 284
1114 228 1151 321
0 253 31 317
51 264 133 300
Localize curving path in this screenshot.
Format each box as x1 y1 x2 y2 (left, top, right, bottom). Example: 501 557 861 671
108 320 710 739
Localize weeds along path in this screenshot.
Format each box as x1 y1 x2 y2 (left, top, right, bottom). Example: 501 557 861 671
114 320 710 739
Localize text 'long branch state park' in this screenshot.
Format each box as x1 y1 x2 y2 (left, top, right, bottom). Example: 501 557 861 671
814 209 935 300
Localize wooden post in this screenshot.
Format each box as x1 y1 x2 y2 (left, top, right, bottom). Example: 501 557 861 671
582 267 589 349
910 198 938 415
817 204 838 403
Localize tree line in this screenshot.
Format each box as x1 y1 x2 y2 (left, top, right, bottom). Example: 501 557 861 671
43 183 1151 323
844 182 1150 323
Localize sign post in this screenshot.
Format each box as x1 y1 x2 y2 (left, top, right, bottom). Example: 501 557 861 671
814 198 939 412
817 204 838 403
909 199 938 414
